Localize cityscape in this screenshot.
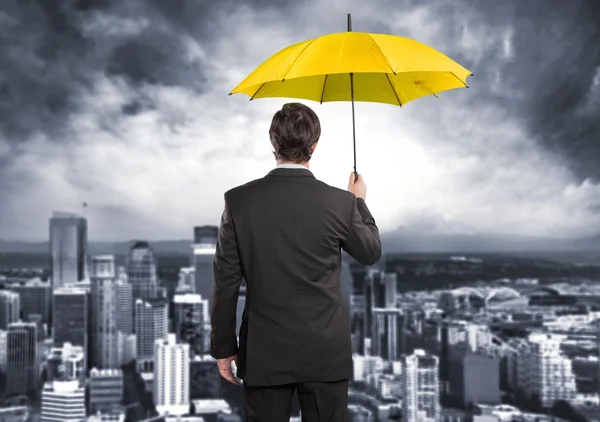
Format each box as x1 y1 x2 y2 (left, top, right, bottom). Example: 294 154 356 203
0 212 599 422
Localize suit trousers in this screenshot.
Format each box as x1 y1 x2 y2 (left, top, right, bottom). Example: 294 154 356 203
243 379 349 422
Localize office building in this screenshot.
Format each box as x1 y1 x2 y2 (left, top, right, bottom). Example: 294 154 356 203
191 225 218 304
53 286 88 349
90 255 131 369
41 380 86 422
6 278 52 324
0 330 6 371
88 368 124 414
372 308 406 361
45 343 85 382
154 334 190 416
49 211 87 289
516 333 577 408
135 298 169 363
173 293 206 337
127 241 160 305
5 322 38 395
0 291 20 329
194 225 218 245
190 355 221 399
178 267 195 293
448 352 501 407
401 349 441 422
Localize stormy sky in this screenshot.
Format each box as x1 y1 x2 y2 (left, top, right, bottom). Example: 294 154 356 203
0 0 599 241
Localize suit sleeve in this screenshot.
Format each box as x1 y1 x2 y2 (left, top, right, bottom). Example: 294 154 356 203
341 197 382 266
210 194 243 359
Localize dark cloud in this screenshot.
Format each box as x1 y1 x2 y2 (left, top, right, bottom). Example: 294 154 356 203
454 0 600 182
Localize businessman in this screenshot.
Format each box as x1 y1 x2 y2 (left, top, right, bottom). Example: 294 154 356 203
210 103 381 421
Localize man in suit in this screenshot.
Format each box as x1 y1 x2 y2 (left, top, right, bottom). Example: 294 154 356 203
210 102 381 421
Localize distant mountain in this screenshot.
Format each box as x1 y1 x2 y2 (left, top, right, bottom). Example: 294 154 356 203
381 229 600 253
1 231 599 255
0 239 193 255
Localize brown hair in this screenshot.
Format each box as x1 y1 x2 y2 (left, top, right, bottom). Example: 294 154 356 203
269 103 321 163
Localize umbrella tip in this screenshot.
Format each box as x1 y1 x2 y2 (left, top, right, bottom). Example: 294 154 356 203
470 72 475 77
228 92 233 96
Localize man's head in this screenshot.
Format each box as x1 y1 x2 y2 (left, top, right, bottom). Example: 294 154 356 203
269 103 321 164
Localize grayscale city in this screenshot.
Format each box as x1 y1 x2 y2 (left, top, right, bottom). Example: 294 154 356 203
0 1 599 422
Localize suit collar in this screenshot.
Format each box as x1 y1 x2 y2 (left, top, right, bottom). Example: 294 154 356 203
267 168 315 178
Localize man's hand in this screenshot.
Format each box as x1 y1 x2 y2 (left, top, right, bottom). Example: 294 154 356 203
217 355 239 385
347 172 367 200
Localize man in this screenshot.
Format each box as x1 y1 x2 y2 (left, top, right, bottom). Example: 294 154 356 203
210 102 381 421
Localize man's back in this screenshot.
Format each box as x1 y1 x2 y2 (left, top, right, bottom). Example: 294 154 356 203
209 102 380 421
215 167 380 386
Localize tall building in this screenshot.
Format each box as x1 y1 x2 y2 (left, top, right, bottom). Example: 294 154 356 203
194 225 219 245
135 298 169 363
88 368 124 414
53 286 88 349
127 241 160 304
177 267 195 293
41 380 86 422
173 293 207 355
0 291 20 329
190 355 221 399
401 349 441 422
372 309 406 361
5 322 38 395
448 351 501 407
191 225 218 304
49 211 87 289
0 330 7 371
90 255 131 369
516 333 577 408
6 278 52 324
154 334 190 416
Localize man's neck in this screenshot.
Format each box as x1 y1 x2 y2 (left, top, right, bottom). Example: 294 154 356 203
276 160 309 169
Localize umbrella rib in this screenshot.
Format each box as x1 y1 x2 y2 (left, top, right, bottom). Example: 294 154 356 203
450 72 469 88
280 39 318 81
385 74 402 107
250 83 267 101
320 75 328 104
368 34 396 75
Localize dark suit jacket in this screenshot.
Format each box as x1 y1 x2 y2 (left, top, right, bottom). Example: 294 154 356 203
210 167 381 387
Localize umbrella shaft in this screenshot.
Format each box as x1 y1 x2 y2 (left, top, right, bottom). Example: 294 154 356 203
350 72 357 179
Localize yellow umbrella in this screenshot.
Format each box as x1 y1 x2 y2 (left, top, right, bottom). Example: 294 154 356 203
230 14 473 176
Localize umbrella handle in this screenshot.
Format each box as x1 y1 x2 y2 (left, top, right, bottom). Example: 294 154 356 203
354 171 358 182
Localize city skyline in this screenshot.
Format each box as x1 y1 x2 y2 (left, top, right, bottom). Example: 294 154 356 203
0 0 599 241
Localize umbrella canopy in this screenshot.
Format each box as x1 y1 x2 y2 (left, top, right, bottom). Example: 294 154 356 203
231 32 472 105
230 15 473 174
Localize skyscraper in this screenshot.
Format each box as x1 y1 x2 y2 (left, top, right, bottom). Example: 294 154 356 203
7 278 52 324
191 225 218 304
173 293 207 355
135 298 168 363
49 211 87 289
401 349 441 422
127 241 160 303
194 225 219 245
90 255 130 369
0 291 20 330
6 322 38 395
154 334 190 416
53 286 88 349
372 309 406 361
